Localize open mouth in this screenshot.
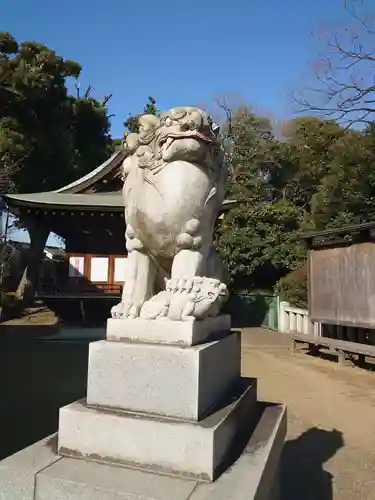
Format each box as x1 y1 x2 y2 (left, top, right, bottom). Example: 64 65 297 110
158 131 213 153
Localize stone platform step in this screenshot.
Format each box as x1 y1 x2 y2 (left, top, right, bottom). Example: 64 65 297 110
58 378 257 482
0 403 286 500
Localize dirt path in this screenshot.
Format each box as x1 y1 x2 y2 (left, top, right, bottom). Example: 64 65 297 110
241 330 375 500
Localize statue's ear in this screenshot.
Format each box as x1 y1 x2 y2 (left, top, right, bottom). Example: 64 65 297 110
212 122 220 137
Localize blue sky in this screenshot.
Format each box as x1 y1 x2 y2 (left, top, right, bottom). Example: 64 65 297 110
1 0 352 244
2 0 352 138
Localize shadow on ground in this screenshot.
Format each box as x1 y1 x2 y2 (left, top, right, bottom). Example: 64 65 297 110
302 347 375 372
0 336 89 460
280 427 344 500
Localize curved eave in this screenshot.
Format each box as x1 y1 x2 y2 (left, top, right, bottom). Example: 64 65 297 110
54 150 125 194
2 193 237 213
2 192 125 211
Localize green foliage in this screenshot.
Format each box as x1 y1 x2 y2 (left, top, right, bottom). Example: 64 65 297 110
0 32 113 193
112 138 123 151
0 31 18 57
280 117 375 230
311 127 375 228
279 117 346 210
217 201 304 292
221 107 274 200
69 97 113 179
216 107 305 293
275 265 307 309
216 105 375 299
124 96 158 134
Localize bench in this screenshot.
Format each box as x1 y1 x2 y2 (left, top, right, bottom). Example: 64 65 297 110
291 333 375 365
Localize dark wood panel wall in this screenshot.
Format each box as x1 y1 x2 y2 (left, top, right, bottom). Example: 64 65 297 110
309 242 375 328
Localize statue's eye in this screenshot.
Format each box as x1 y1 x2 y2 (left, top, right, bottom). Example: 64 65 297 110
181 120 195 131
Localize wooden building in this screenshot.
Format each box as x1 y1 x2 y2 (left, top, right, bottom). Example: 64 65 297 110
301 222 375 329
296 222 375 362
2 151 236 301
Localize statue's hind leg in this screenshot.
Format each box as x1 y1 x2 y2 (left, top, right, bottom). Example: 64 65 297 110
111 234 156 319
170 218 207 278
170 248 205 281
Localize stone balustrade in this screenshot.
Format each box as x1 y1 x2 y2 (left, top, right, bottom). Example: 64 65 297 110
279 301 321 337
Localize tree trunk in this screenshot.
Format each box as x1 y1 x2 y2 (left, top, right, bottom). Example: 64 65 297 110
15 223 50 304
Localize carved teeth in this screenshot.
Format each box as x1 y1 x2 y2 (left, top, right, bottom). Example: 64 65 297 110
161 137 174 151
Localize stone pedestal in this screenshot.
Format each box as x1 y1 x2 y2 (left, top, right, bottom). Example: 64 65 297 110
86 332 241 419
0 315 287 499
58 317 256 481
0 403 286 500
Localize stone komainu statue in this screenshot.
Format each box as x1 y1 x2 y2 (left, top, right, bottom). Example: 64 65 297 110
111 106 229 322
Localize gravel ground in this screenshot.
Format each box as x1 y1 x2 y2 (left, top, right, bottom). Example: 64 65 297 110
240 329 375 500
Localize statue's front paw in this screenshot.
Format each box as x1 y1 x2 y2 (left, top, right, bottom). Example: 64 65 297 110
111 301 141 319
111 302 126 319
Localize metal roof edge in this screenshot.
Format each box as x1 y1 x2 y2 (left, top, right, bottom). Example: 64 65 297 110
1 193 123 210
299 221 375 240
54 150 125 194
2 192 237 212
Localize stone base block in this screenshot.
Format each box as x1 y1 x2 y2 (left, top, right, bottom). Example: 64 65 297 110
86 332 240 420
0 434 60 500
59 378 257 481
0 403 286 500
106 315 231 346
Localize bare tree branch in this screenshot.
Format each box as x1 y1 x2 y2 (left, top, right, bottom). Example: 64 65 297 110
102 93 112 107
294 0 375 128
83 84 94 99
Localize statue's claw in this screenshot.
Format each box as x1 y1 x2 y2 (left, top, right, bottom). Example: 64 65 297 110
111 302 127 319
111 301 141 319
